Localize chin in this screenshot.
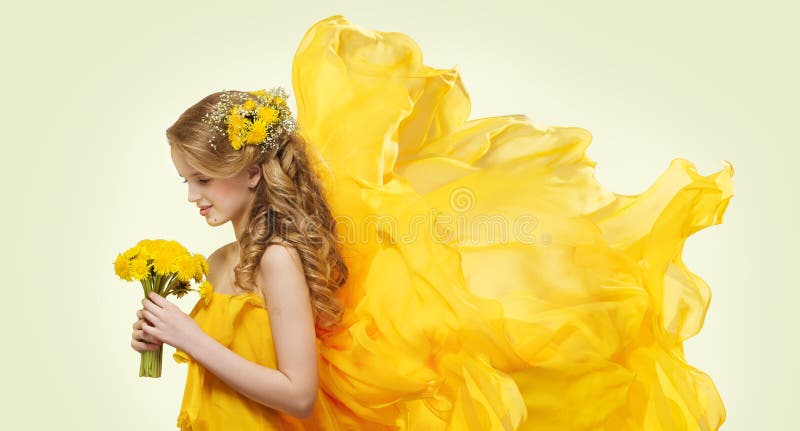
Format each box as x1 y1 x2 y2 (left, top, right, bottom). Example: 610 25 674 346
206 215 228 226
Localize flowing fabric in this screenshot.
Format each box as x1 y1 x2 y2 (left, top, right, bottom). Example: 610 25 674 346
175 14 732 431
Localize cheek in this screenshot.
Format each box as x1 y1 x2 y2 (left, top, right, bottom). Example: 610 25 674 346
208 183 244 206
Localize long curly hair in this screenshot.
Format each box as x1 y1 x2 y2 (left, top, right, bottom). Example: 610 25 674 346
165 90 347 329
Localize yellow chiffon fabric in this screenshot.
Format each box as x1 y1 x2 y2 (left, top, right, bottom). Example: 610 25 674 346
174 14 732 431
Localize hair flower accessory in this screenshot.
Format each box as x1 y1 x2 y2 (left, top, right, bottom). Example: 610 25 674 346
202 87 298 152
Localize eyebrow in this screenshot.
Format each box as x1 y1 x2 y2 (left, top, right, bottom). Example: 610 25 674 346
178 172 203 179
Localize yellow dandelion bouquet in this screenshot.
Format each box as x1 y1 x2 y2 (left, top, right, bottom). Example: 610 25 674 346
113 239 214 378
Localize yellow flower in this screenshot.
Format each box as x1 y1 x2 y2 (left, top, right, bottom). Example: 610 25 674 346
165 239 188 255
249 89 268 98
198 254 209 275
226 111 249 150
191 254 208 283
150 238 167 251
245 118 268 144
272 96 285 106
242 99 257 111
227 112 246 132
128 254 150 280
135 239 154 249
257 106 278 124
146 240 175 275
198 280 214 305
228 132 244 150
135 239 157 259
173 280 191 299
174 254 197 282
122 245 141 260
113 253 132 281
151 250 174 275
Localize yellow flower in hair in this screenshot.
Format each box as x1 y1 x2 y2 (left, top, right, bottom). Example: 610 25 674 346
257 106 278 123
228 112 246 131
246 118 268 144
242 99 257 111
202 86 296 152
230 134 244 150
226 109 248 150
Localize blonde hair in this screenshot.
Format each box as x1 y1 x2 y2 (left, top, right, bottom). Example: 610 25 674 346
166 91 347 329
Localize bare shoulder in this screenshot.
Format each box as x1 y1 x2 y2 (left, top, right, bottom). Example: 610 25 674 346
261 238 301 268
207 245 225 264
206 243 233 278
258 239 308 305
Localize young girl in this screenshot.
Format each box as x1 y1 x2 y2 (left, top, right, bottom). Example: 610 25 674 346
131 86 347 430
132 14 732 431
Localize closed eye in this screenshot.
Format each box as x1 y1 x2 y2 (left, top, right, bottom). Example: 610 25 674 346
182 179 210 184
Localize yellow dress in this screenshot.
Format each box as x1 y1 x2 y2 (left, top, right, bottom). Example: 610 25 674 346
174 14 733 431
172 290 292 430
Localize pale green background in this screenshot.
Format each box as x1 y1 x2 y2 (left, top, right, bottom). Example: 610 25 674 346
1 1 795 429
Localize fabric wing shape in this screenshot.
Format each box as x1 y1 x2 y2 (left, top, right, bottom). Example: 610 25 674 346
278 14 731 431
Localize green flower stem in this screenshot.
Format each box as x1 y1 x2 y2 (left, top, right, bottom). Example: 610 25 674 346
154 273 163 295
140 277 153 296
165 273 179 296
137 275 163 378
139 344 163 378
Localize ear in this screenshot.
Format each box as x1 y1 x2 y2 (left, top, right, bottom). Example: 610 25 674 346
247 163 262 186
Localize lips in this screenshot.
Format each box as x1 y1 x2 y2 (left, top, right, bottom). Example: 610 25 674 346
199 205 212 215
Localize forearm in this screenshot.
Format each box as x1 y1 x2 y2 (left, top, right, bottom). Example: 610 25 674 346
185 331 312 418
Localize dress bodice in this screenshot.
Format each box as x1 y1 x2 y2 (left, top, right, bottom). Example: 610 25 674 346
173 290 289 431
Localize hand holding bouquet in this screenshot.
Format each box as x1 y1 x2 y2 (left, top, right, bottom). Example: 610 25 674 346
113 239 214 378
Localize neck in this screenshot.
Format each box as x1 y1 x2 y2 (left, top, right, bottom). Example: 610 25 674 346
232 195 255 244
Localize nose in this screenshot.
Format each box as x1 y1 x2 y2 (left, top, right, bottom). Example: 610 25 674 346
186 182 202 204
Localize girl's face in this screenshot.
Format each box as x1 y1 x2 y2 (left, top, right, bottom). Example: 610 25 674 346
170 145 260 227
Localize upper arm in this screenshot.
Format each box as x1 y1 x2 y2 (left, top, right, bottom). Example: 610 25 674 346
258 242 318 413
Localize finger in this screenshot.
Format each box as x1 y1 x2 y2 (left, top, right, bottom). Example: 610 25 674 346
140 325 163 344
135 328 160 345
141 299 161 318
136 309 143 319
142 297 155 311
147 292 175 309
133 328 148 342
147 291 170 309
142 309 159 326
131 338 161 352
132 335 153 352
